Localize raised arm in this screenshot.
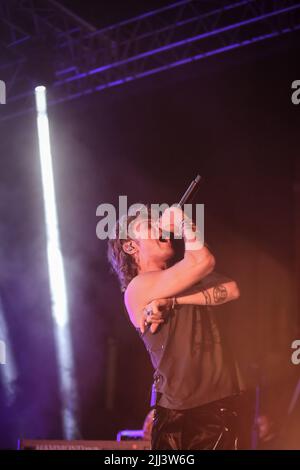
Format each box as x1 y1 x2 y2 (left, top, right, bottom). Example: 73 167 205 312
125 207 215 327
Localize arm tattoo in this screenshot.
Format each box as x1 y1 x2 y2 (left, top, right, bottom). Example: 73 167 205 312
202 289 211 305
213 284 228 304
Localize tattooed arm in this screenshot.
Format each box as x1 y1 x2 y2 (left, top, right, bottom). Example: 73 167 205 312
175 271 240 306
175 281 240 307
140 281 239 333
141 273 240 333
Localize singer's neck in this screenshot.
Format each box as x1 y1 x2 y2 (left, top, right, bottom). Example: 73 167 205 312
138 257 167 274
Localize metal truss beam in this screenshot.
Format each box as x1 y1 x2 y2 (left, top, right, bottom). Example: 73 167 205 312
1 0 300 121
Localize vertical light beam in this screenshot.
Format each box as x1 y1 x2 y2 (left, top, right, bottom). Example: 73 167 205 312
35 85 79 439
0 299 18 406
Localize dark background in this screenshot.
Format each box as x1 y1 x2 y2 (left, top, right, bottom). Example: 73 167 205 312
0 2 300 449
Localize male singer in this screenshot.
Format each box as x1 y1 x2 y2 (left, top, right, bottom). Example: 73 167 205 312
108 205 251 450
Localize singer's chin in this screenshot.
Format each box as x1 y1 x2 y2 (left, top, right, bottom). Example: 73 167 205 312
160 242 174 259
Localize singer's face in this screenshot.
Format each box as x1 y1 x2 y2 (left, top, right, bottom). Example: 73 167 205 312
131 217 174 263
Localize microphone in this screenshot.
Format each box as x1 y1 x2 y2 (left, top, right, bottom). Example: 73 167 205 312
178 175 202 207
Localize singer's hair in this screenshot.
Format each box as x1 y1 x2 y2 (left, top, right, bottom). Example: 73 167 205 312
107 214 140 293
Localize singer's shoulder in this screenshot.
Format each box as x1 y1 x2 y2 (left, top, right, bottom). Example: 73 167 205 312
126 271 157 296
124 272 159 324
125 271 159 305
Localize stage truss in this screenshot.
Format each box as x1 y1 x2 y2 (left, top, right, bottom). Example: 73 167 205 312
0 0 300 119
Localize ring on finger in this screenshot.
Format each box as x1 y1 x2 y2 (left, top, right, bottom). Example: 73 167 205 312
145 306 153 316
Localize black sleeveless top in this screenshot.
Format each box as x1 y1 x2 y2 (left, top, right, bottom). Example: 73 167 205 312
139 273 243 410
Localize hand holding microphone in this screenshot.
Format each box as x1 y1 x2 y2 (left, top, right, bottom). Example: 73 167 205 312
159 175 203 250
159 206 185 237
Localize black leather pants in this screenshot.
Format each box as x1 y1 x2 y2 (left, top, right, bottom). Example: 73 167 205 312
151 393 254 450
